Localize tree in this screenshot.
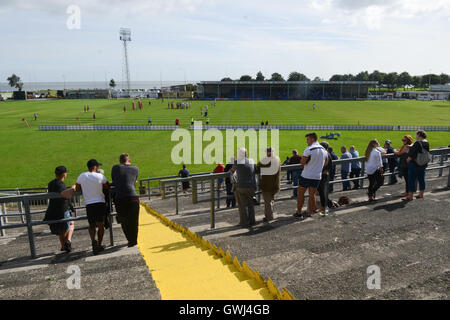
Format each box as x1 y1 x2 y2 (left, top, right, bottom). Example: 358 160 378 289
368 70 385 84
384 72 399 89
287 72 309 81
255 71 265 81
329 74 344 81
109 79 116 89
355 71 369 81
341 74 355 81
270 73 285 81
422 74 440 87
412 76 423 89
221 77 233 81
7 74 23 91
239 75 253 81
313 76 321 82
440 73 450 85
398 72 412 88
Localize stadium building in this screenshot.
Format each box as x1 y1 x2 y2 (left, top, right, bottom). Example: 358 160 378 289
197 81 377 100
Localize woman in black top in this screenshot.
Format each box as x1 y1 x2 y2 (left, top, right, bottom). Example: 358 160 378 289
395 135 413 197
403 130 430 201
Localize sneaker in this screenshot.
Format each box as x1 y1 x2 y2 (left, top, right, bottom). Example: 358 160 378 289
262 217 273 223
64 240 72 253
293 212 302 218
96 245 105 253
127 242 137 247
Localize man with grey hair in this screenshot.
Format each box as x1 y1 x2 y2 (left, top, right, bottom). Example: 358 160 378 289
232 147 257 227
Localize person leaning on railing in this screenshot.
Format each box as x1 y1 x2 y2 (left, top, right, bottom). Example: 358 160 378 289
43 166 76 253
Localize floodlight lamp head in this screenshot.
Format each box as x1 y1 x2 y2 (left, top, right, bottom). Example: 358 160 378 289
119 28 131 41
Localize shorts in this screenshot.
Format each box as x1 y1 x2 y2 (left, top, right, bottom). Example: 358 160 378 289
86 202 106 224
49 210 71 235
299 176 320 189
218 178 224 185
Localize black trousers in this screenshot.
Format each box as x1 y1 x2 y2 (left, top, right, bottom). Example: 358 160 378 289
115 198 140 245
368 170 384 198
318 174 329 208
225 183 236 207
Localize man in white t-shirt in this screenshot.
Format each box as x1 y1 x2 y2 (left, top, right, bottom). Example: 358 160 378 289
294 133 328 219
76 159 109 255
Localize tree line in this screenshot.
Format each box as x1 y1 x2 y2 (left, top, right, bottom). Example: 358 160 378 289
221 71 450 89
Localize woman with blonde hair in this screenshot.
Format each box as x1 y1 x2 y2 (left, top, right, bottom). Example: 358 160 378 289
395 135 413 197
365 139 384 201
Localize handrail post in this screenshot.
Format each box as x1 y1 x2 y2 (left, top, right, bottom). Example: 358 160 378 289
148 181 151 201
161 182 166 200
216 179 220 209
360 160 366 188
192 179 198 204
23 199 37 259
1 203 8 224
210 178 215 229
439 154 444 177
108 191 114 247
0 206 4 237
17 188 25 224
447 164 450 188
175 182 179 215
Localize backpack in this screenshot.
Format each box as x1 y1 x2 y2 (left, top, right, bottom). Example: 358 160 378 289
415 141 431 166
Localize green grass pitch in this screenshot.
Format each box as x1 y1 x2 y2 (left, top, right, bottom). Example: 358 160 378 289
0 99 449 188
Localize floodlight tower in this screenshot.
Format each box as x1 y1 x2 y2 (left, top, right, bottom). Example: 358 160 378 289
119 28 131 92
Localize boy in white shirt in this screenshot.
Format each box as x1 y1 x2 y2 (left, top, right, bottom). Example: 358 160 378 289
76 159 109 255
294 133 328 219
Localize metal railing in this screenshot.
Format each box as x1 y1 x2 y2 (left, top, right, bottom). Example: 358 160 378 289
0 192 117 259
154 148 450 229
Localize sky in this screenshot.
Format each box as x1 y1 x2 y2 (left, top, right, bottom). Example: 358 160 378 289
0 0 449 83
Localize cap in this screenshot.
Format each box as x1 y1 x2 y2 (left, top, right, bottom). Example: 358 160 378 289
87 159 102 169
55 166 68 175
385 140 391 145
266 147 273 152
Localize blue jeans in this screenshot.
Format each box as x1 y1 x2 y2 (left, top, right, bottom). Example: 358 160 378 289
341 171 350 191
407 162 425 193
292 170 301 197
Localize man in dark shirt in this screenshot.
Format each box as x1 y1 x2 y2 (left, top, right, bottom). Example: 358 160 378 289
384 140 398 185
111 153 140 247
328 147 339 193
288 150 302 198
44 166 75 253
178 165 190 193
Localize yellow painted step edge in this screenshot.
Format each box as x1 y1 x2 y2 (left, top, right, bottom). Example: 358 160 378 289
141 202 296 300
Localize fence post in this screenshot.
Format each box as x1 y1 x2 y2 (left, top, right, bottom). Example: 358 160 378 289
148 181 151 201
360 160 366 188
161 182 166 200
192 179 198 204
210 178 215 229
17 188 25 224
175 182 179 215
0 205 4 237
217 179 220 209
447 164 450 188
23 199 37 259
108 191 114 247
1 203 8 224
439 154 444 177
